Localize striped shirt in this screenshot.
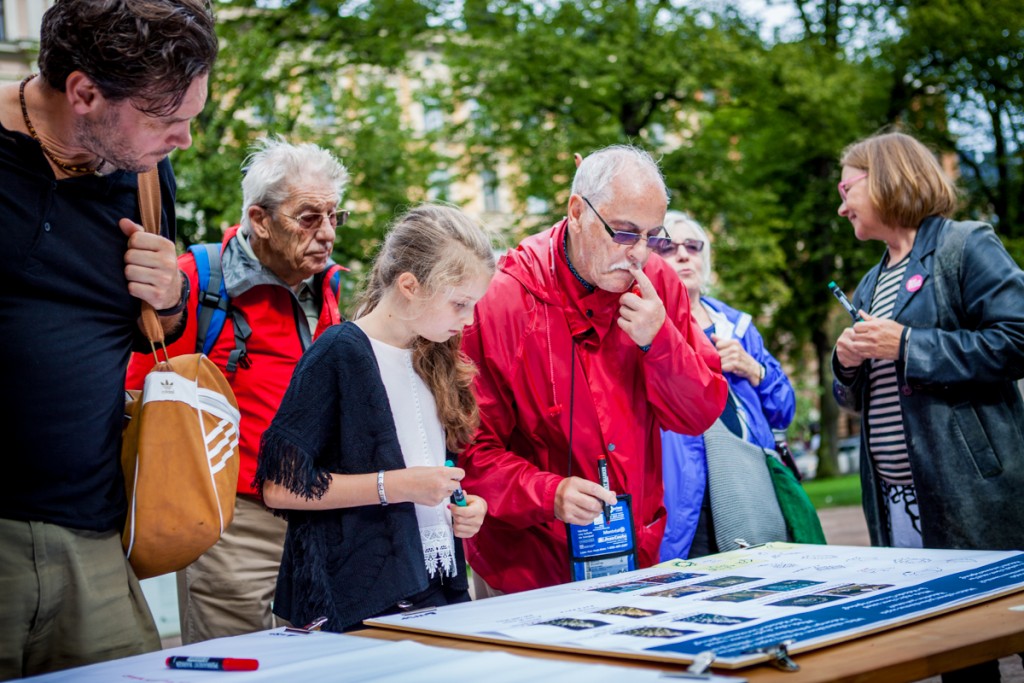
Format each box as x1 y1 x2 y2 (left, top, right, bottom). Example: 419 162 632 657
866 257 913 485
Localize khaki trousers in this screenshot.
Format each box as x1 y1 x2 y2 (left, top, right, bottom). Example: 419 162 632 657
0 518 160 681
177 496 288 643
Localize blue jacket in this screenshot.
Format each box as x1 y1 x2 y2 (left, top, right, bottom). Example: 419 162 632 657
833 216 1024 550
660 296 795 561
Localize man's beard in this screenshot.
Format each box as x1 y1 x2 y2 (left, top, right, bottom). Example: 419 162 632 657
74 108 161 174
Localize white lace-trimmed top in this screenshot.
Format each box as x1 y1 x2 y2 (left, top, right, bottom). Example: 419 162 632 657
369 337 457 578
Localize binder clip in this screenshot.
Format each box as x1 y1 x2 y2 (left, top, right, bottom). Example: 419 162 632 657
284 616 328 634
661 651 749 682
746 641 799 672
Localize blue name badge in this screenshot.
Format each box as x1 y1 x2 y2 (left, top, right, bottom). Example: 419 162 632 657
566 494 638 582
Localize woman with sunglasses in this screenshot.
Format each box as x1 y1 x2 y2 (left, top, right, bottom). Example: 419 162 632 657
659 211 798 561
832 131 1024 683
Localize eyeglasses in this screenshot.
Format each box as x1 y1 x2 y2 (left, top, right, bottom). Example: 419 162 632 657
274 208 349 231
580 196 675 256
838 173 867 202
673 238 704 256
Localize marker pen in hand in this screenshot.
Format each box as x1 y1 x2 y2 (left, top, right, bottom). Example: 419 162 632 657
166 656 259 671
444 459 467 507
828 281 864 322
597 455 612 523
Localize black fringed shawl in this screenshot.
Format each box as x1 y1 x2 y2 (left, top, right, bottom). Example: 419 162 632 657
254 322 467 632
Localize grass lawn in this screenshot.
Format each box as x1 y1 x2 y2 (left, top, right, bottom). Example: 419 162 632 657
802 474 862 509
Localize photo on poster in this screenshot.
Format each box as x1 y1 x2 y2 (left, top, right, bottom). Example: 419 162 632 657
592 582 658 594
758 579 825 592
617 627 698 639
537 618 610 631
820 583 894 596
675 613 755 626
642 585 714 598
693 575 762 588
596 606 667 619
703 590 775 603
769 593 844 607
640 572 705 584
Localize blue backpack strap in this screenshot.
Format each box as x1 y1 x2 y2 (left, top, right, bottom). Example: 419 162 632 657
328 264 342 299
187 243 230 356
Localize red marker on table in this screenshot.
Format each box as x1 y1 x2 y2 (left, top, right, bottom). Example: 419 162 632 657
166 656 259 671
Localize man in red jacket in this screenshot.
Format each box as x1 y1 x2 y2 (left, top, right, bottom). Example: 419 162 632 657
126 137 348 643
461 145 728 595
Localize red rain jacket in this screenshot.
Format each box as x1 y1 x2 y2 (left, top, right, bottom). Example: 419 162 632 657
461 219 727 593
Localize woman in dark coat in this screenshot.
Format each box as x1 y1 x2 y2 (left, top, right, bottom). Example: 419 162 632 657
832 131 1024 683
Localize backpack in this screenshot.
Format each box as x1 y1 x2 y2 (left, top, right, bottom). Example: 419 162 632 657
188 243 345 372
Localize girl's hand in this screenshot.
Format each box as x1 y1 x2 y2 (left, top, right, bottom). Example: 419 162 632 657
451 494 487 538
390 466 465 507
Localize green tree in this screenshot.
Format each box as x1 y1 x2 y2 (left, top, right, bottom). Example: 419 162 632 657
172 0 447 306
443 0 893 476
892 0 1024 259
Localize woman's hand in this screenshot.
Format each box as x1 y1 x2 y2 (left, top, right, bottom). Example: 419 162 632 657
710 334 762 385
451 494 487 538
836 311 905 366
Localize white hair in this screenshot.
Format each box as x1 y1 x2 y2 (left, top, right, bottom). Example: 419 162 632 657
570 145 668 205
665 210 712 292
239 136 349 232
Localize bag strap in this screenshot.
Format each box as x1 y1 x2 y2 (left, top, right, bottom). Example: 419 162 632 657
933 218 971 329
188 243 230 356
136 168 165 346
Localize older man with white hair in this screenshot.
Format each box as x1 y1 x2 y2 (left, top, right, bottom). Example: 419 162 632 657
127 137 349 643
461 145 727 594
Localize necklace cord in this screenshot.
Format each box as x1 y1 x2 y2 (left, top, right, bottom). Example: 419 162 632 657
19 74 101 175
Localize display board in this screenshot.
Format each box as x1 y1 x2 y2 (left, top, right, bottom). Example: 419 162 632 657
365 543 1024 668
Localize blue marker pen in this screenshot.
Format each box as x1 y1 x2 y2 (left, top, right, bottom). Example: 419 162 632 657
444 459 468 507
828 281 863 322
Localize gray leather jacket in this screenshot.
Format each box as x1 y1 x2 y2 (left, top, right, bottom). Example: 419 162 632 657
833 216 1024 550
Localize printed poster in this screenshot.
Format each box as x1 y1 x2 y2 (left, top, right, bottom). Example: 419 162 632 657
365 543 1024 668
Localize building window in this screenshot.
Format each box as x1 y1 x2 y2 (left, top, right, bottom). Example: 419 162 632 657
526 196 550 215
428 169 450 202
481 169 500 213
422 97 444 133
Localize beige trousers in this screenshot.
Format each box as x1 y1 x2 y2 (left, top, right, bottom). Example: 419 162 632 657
177 495 288 644
0 518 160 681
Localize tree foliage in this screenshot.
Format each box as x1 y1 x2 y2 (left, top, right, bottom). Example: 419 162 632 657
168 0 1017 475
172 0 447 304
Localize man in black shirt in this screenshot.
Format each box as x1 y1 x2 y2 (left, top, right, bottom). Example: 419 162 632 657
0 1 218 678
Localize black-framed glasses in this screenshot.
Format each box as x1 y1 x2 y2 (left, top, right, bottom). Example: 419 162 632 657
580 196 675 256
274 208 349 231
673 238 704 256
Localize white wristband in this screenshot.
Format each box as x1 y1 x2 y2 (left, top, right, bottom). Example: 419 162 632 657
377 469 388 506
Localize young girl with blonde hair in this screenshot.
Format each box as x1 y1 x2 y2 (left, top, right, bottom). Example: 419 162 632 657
256 204 494 632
